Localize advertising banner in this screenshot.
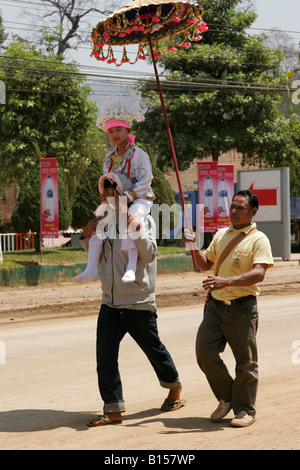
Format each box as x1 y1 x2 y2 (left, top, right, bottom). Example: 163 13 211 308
217 164 234 229
40 158 59 238
198 161 218 232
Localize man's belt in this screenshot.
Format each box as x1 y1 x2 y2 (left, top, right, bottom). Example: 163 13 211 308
212 295 255 306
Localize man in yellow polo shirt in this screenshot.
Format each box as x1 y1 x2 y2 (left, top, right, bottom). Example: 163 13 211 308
184 189 273 427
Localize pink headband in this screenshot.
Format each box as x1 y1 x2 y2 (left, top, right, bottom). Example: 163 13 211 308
105 120 135 143
105 120 131 131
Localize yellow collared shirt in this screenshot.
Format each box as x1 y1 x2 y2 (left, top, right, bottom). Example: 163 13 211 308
205 222 274 301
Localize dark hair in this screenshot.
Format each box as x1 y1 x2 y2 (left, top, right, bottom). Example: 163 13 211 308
103 178 117 190
232 190 259 209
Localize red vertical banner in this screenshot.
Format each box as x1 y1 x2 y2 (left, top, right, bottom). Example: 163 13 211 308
217 164 234 229
40 158 59 238
198 161 218 233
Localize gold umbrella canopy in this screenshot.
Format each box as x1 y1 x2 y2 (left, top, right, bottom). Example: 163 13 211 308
91 0 208 65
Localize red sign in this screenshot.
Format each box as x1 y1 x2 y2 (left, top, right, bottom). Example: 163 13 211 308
248 183 277 206
40 158 59 238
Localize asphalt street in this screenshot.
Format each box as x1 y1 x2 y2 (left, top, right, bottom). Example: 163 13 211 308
0 294 299 450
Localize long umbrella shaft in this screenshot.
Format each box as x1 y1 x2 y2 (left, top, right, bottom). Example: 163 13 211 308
147 34 196 266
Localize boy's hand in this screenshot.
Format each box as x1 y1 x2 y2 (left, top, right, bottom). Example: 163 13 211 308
127 215 142 232
82 217 102 238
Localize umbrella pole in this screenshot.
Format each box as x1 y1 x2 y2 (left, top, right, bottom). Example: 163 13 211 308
147 34 197 267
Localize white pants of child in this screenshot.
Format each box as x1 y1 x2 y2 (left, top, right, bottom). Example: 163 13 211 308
121 198 152 283
72 198 115 282
72 198 152 283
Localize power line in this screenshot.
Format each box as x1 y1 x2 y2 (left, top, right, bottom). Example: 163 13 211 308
2 23 299 57
2 0 300 35
0 47 292 92
0 61 291 97
2 0 300 42
0 51 293 77
2 18 300 44
0 53 289 86
0 53 157 82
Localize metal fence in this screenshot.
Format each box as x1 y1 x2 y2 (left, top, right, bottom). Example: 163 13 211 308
0 233 36 251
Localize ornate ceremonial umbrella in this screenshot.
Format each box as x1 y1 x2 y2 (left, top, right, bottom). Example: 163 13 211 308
91 1 208 261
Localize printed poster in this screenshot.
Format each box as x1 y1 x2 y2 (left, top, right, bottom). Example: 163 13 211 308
217 164 234 229
40 158 59 238
198 161 218 232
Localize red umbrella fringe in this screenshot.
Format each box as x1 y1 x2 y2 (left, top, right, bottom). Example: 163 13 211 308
91 4 208 67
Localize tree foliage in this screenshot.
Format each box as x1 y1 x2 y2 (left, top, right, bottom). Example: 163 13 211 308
150 157 175 208
136 0 291 172
0 11 7 50
71 157 103 230
11 165 41 235
0 41 105 192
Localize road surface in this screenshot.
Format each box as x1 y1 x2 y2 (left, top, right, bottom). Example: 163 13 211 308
0 294 299 450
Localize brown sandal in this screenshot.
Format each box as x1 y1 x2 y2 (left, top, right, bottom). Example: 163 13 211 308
87 416 122 427
160 398 186 412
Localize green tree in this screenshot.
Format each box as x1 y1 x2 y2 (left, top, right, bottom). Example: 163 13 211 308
249 114 300 196
147 155 174 208
136 0 289 170
11 163 72 251
0 41 105 193
71 158 103 230
0 11 7 51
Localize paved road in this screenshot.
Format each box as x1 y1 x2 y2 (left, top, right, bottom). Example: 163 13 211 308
0 295 299 451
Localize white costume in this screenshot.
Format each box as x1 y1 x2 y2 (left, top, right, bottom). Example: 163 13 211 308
73 172 136 282
73 91 155 284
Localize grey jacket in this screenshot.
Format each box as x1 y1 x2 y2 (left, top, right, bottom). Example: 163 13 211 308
80 215 157 307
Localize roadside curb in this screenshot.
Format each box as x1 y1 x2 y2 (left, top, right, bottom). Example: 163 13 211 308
1 255 299 287
0 256 195 287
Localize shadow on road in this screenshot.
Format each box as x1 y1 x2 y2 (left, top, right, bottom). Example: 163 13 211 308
0 407 230 434
123 408 230 433
0 409 91 433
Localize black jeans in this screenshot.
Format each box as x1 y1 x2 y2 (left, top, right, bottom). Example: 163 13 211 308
96 304 180 414
196 296 258 416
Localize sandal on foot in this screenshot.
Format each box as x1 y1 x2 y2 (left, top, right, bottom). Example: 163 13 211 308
87 415 122 427
161 399 186 412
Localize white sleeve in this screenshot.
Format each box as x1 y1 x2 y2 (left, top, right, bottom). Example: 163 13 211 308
124 148 153 201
